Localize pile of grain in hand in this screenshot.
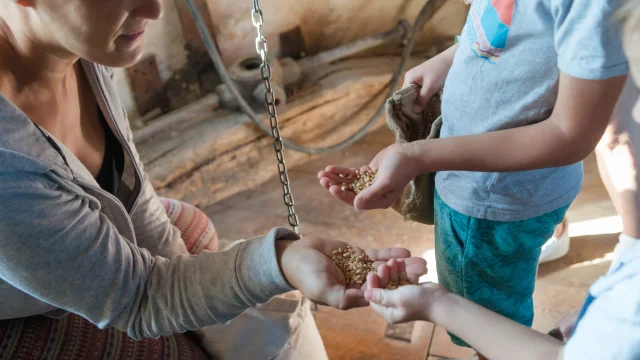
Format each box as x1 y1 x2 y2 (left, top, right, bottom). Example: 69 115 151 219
331 246 376 285
384 279 412 290
331 246 412 290
338 169 377 194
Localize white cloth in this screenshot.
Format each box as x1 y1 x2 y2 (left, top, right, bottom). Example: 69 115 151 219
610 233 639 272
563 241 640 359
194 294 328 360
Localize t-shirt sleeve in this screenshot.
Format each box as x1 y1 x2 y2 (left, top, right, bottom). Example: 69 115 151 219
563 270 640 359
552 0 629 80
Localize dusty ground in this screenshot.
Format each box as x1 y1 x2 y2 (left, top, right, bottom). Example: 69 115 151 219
205 128 619 359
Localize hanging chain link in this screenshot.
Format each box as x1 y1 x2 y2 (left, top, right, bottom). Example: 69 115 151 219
251 1 300 234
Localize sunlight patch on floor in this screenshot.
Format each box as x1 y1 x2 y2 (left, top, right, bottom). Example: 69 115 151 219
420 249 438 284
568 253 615 269
568 215 622 237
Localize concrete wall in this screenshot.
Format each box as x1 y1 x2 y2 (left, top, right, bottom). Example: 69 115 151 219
114 0 188 119
208 0 468 65
114 0 469 119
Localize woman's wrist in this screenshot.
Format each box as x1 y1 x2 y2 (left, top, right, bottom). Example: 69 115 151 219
275 240 295 287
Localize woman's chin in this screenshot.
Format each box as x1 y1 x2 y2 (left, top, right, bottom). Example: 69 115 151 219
97 47 145 68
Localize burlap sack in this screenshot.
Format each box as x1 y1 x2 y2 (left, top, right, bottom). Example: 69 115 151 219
385 85 442 225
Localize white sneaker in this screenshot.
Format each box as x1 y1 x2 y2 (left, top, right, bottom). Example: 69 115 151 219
539 218 570 264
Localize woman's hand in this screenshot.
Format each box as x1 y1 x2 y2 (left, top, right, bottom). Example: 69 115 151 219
364 260 448 324
278 237 427 310
318 143 421 210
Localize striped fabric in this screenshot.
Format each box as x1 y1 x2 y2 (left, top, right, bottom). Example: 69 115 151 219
0 198 217 360
0 314 208 360
160 198 219 254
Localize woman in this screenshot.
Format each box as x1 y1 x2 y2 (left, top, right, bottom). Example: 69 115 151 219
0 0 427 358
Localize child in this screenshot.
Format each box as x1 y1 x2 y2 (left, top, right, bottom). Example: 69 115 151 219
319 0 629 357
363 1 640 359
365 240 640 360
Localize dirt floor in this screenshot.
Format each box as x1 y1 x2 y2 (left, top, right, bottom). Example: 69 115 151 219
204 127 619 359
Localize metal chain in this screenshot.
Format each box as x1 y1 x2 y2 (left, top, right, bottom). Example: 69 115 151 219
251 0 300 234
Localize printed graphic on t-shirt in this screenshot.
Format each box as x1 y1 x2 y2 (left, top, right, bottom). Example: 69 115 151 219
466 0 514 63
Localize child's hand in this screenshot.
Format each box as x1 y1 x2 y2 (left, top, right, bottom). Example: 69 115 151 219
365 283 431 324
353 143 420 210
365 260 447 324
318 143 420 210
403 45 457 113
317 165 367 207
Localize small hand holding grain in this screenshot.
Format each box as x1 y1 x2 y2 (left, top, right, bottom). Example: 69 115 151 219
366 253 427 290
354 143 420 210
317 165 366 206
318 143 421 210
365 260 447 324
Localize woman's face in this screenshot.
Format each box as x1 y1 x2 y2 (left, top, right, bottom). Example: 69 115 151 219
22 0 163 67
623 16 640 123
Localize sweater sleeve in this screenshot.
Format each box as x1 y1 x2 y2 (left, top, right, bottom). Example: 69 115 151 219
0 176 296 340
129 174 190 258
113 89 189 259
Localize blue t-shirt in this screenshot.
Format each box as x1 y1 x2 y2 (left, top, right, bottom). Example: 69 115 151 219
564 242 640 359
435 0 629 221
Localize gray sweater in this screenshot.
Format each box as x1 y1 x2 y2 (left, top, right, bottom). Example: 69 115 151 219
0 60 296 340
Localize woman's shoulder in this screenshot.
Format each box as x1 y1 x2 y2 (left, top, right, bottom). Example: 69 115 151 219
0 97 74 180
0 169 59 191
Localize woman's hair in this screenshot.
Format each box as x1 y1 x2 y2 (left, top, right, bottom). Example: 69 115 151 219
618 0 640 28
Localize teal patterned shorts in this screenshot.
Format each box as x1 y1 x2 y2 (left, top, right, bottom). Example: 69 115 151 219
434 191 569 348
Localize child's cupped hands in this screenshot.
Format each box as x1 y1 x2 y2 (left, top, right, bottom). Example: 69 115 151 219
318 143 421 210
364 259 448 324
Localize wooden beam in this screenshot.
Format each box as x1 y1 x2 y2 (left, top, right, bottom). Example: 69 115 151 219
138 56 423 209
133 93 220 143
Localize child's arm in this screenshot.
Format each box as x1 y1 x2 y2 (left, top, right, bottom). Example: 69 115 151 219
348 73 627 210
409 73 627 172
365 265 565 360
318 44 458 206
432 291 564 360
